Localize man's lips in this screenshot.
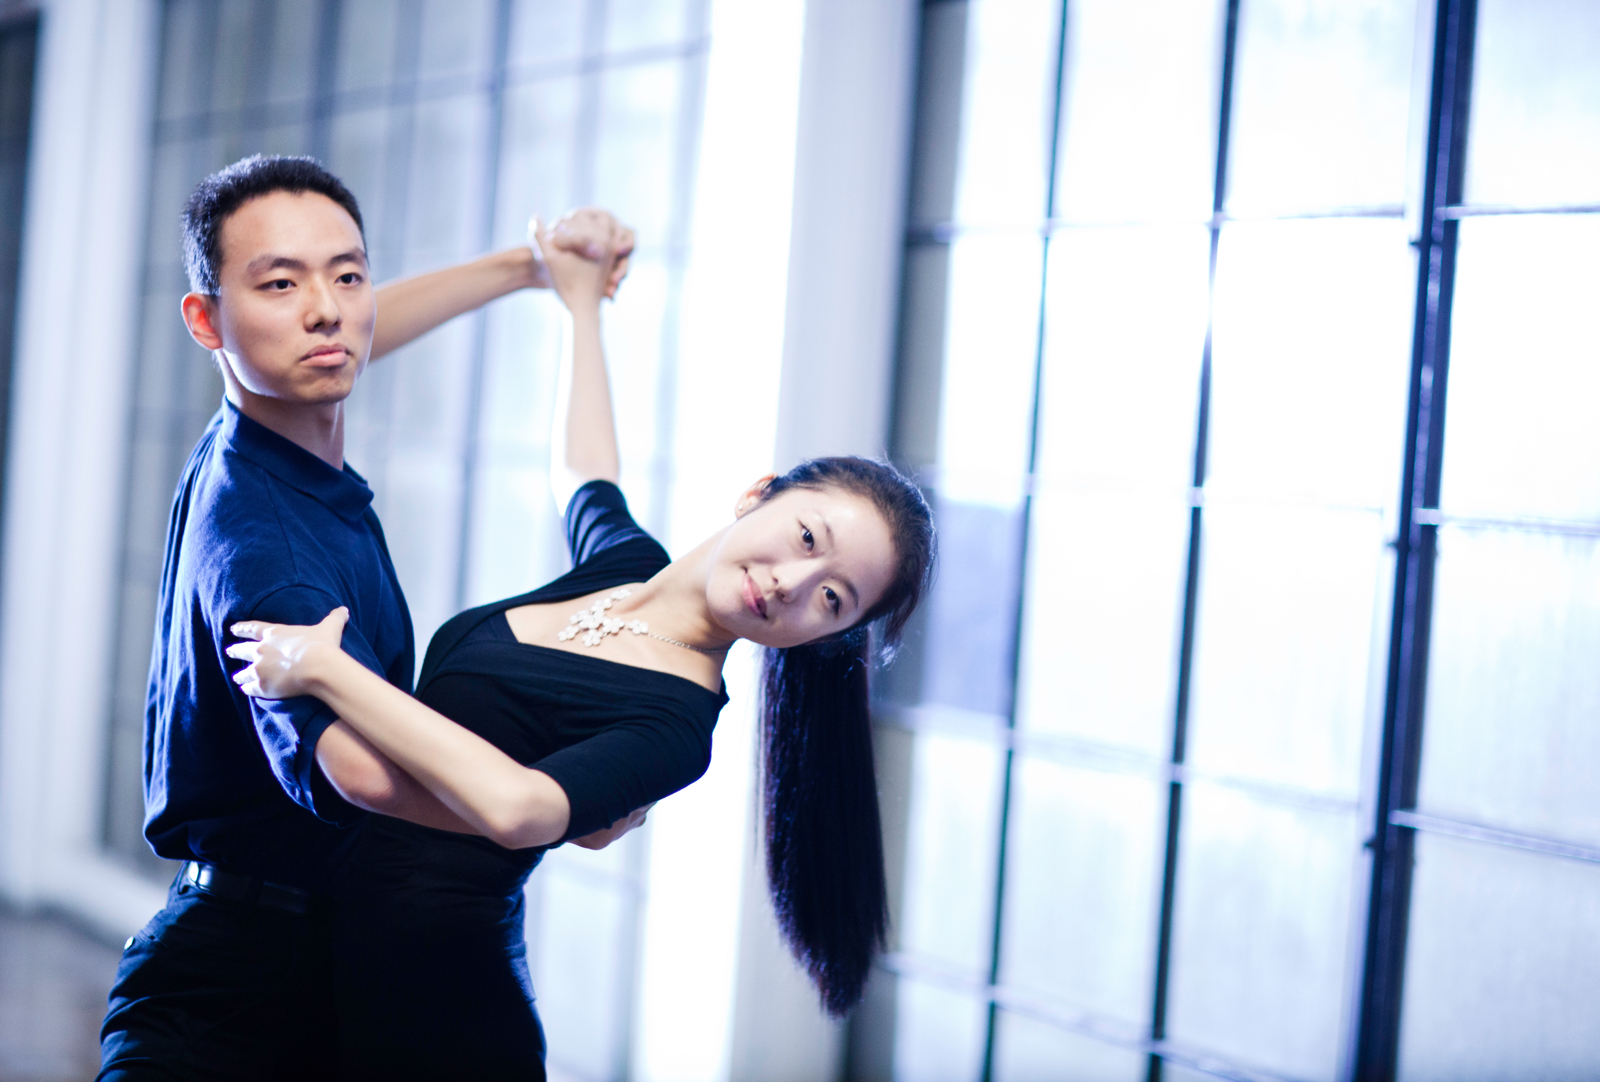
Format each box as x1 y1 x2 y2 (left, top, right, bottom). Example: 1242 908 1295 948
301 345 349 367
742 574 768 619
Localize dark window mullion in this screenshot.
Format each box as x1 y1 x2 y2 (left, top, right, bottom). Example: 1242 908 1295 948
1351 0 1477 1077
1145 1 1240 1078
979 0 1071 1078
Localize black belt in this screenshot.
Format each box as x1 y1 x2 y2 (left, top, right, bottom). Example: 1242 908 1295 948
181 861 316 916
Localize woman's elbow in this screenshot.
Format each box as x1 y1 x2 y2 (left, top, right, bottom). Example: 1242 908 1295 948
482 802 561 851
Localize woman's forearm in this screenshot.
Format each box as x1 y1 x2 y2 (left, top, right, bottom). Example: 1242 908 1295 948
305 645 571 849
550 299 620 507
370 247 541 361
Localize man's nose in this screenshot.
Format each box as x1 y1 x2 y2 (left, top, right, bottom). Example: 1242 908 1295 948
304 277 341 328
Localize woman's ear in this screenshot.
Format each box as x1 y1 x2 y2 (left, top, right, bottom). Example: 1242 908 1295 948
181 292 224 351
734 473 778 518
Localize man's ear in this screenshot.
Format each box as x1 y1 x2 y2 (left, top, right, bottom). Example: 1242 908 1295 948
181 292 223 351
733 473 778 518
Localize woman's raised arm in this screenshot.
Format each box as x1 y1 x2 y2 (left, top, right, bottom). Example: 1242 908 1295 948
543 210 634 513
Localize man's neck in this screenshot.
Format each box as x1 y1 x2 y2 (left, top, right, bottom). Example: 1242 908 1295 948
227 385 346 470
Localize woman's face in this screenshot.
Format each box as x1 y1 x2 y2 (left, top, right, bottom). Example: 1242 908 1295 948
707 483 897 650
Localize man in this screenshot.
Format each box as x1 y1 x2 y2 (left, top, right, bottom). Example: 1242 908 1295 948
98 155 632 1080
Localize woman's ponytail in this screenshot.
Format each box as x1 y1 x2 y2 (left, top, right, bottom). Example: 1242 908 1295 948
761 637 886 1016
755 456 935 1016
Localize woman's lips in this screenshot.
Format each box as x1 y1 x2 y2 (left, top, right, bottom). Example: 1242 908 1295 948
742 574 768 619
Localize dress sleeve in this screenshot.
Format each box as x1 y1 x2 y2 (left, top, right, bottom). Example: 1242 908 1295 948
224 584 389 828
565 480 669 570
533 708 716 841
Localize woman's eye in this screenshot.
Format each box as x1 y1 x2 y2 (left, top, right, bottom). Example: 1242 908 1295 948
801 526 814 549
824 586 840 614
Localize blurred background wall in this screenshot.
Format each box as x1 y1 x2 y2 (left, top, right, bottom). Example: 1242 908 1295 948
0 0 1597 1080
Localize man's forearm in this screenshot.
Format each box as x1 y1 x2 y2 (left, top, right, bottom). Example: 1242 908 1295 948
370 246 541 360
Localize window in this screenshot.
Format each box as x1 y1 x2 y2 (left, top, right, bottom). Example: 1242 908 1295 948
862 0 1600 1079
102 3 708 1077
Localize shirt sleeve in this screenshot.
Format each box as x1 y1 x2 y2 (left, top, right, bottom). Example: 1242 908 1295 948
566 480 669 569
532 708 715 841
227 583 387 828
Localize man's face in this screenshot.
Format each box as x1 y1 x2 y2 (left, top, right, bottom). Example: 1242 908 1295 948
202 190 375 407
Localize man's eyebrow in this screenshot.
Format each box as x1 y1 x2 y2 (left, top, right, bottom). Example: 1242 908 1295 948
820 518 861 610
327 248 368 267
244 254 308 276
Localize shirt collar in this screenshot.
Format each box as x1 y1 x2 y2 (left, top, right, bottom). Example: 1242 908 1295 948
218 398 376 524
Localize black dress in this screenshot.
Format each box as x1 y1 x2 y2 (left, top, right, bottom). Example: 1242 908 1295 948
333 482 728 1080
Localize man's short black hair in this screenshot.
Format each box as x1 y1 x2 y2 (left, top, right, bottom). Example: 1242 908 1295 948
181 154 365 295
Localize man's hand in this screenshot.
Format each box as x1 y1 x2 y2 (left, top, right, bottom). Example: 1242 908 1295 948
569 802 654 850
531 208 635 299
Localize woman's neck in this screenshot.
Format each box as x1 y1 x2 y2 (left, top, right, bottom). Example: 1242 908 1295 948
627 528 736 653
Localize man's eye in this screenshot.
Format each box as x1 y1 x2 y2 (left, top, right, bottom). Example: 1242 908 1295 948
337 272 362 285
266 279 292 291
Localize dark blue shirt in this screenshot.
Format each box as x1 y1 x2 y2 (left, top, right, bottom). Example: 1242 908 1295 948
143 400 414 890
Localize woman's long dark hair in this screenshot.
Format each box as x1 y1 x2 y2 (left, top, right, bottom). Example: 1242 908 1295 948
758 457 935 1016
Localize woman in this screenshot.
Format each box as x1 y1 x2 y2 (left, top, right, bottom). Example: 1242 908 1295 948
227 213 935 1078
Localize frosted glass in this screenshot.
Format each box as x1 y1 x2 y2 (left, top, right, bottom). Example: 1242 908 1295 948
260 0 319 108
994 1009 1146 1082
1417 527 1600 845
417 0 495 81
936 233 1044 506
997 759 1163 1024
1225 0 1419 214
916 499 1025 718
899 731 1005 971
1053 0 1220 223
404 95 491 268
952 0 1061 227
157 1 214 120
1016 490 1189 755
337 0 403 92
1208 219 1414 508
1438 217 1600 522
606 0 697 52
906 1 968 227
509 0 586 67
1035 226 1209 494
893 977 989 1082
1398 833 1600 1082
532 863 636 1082
594 62 686 248
494 78 581 245
1187 505 1389 797
1165 784 1363 1082
1464 0 1600 207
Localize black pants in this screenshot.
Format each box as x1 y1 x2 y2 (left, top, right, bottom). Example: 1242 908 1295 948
98 873 339 1082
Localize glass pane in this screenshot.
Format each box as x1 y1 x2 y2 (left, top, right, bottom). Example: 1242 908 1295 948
418 0 495 82
1035 225 1209 495
593 61 684 250
1225 0 1419 214
1438 217 1600 522
494 77 581 246
1165 784 1363 1082
906 0 969 227
997 758 1163 1024
994 1009 1146 1082
531 854 639 1081
158 0 215 121
898 730 1004 972
1208 219 1414 508
1398 834 1600 1081
1017 490 1189 755
892 977 989 1082
404 95 491 268
952 0 1061 227
1417 526 1600 846
1053 0 1220 223
509 0 587 68
337 0 405 93
937 233 1042 506
606 0 696 52
261 0 320 109
1464 0 1600 207
1187 504 1389 797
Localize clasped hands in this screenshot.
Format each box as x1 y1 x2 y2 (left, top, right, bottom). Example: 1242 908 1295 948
534 207 635 302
